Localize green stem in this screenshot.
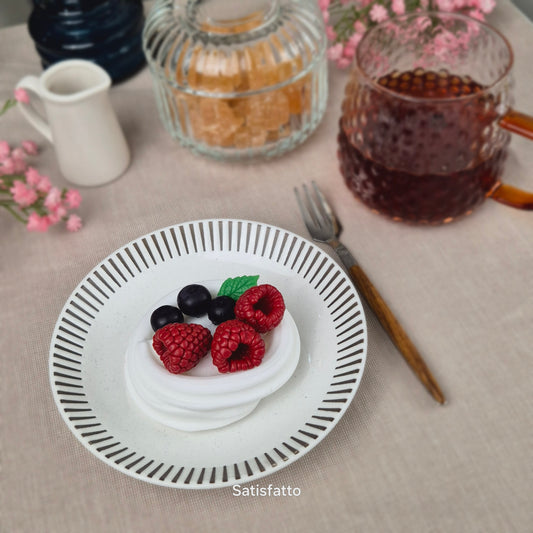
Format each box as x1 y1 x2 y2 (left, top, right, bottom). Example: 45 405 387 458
333 2 376 43
0 174 26 190
1 203 27 223
0 98 17 117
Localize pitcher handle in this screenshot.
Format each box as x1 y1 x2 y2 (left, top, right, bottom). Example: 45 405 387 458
15 76 53 143
489 108 533 210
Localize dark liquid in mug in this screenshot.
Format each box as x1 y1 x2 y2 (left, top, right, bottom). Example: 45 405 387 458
338 70 509 224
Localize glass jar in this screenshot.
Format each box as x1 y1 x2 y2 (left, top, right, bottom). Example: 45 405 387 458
143 0 328 161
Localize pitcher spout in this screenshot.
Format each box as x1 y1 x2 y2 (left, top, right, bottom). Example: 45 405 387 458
40 60 111 104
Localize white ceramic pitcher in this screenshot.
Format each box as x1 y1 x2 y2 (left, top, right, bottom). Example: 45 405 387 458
16 60 130 187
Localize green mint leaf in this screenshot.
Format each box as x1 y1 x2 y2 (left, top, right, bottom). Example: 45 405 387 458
218 275 259 300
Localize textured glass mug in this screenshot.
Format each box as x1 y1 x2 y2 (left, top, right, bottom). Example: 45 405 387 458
338 12 533 224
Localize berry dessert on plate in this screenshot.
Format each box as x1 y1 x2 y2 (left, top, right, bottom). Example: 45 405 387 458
124 276 300 431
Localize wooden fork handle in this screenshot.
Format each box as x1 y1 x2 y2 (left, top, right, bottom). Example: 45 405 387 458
348 263 446 405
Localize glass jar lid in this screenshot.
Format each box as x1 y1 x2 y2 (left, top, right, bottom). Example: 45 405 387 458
143 0 327 97
184 0 280 35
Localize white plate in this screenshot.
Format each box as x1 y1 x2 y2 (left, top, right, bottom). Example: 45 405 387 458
49 219 367 489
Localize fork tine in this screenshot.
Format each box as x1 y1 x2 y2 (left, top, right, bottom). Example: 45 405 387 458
312 181 340 235
310 181 331 226
312 181 332 220
294 186 316 234
303 183 324 229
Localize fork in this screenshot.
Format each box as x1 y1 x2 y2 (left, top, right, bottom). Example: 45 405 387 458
295 182 445 405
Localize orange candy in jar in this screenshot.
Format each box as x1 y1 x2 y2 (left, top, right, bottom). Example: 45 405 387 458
144 0 328 161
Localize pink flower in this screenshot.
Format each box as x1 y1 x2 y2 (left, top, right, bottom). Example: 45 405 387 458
44 187 62 210
1 158 15 175
436 0 455 10
478 0 496 13
36 175 52 193
21 140 38 156
27 213 51 232
342 44 356 59
318 0 330 10
354 21 366 34
327 43 344 61
420 0 429 8
326 25 337 41
416 16 432 31
66 214 82 232
1 93 82 234
12 157 27 173
343 33 363 59
65 189 82 209
432 30 462 59
468 9 485 20
14 88 29 104
0 141 10 159
11 147 25 160
369 4 388 23
392 0 406 15
25 167 41 187
48 205 68 224
10 180 38 207
10 147 27 173
348 33 363 47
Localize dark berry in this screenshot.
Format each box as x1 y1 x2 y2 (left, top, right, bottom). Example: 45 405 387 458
234 284 285 333
177 284 212 317
208 295 236 325
150 305 184 332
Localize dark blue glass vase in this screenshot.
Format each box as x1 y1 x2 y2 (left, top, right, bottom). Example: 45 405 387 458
28 0 145 83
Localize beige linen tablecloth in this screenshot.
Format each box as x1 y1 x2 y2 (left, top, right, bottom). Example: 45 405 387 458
1 2 532 532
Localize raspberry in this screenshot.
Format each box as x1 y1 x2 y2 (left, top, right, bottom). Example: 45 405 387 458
234 284 285 333
211 320 265 373
152 323 212 374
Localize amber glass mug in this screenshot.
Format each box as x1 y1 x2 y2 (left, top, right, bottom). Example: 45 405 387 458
338 12 533 224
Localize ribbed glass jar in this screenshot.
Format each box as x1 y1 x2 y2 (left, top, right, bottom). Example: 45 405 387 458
143 0 328 161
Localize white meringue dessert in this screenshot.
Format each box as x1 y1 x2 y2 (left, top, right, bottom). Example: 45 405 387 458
124 282 300 432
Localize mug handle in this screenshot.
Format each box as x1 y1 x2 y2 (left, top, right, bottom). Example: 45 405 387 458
15 76 53 143
490 109 533 209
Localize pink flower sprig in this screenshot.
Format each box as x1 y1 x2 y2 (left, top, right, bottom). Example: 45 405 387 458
319 0 497 68
1 90 82 232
